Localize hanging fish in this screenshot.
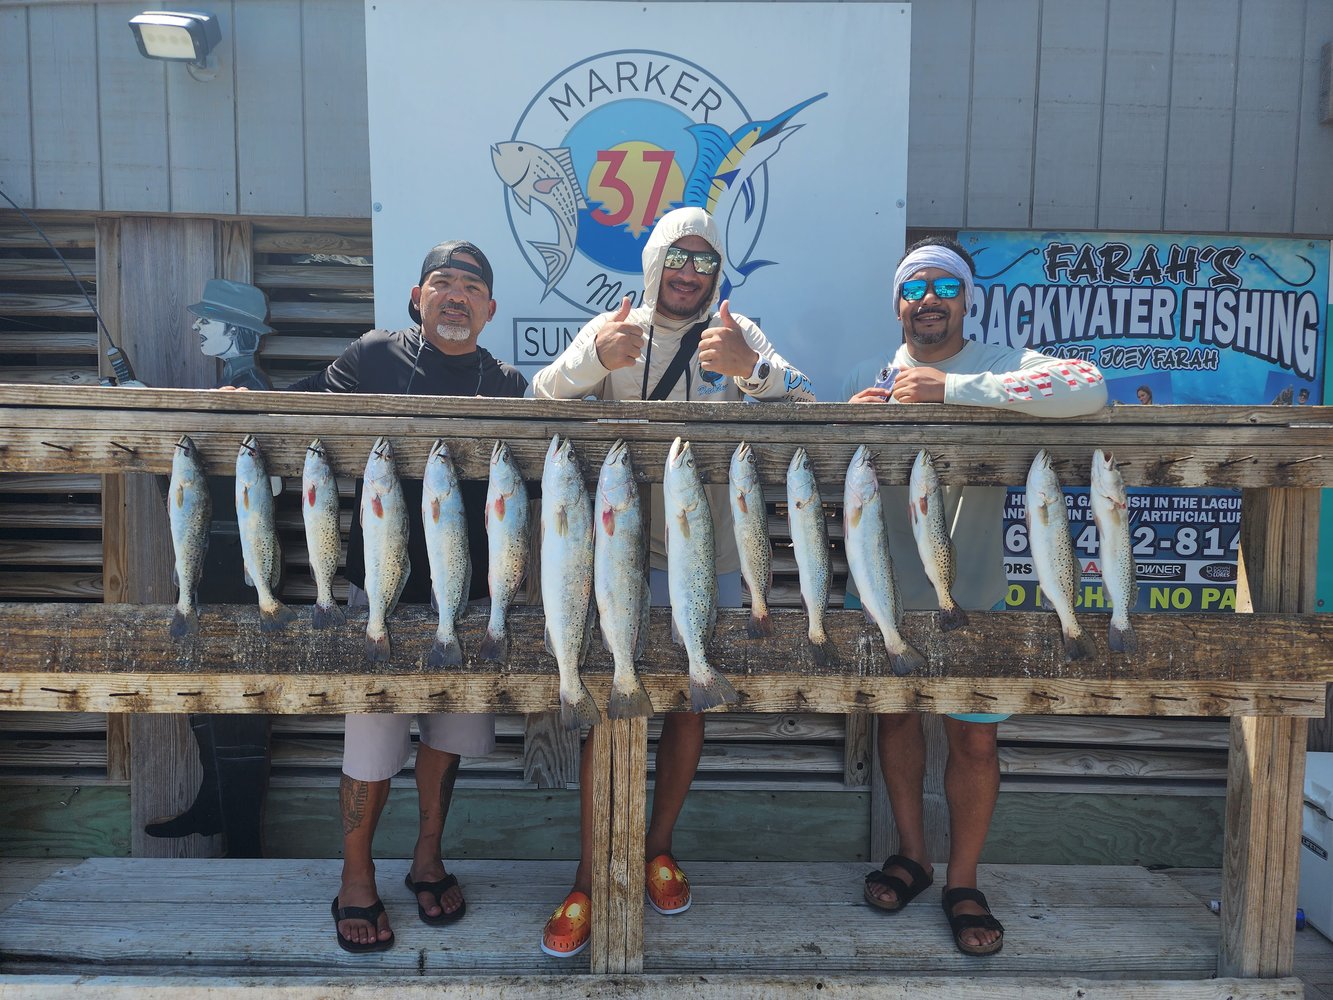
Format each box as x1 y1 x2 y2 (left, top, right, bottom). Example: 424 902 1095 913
167 434 211 638
729 441 773 638
541 435 600 730
1026 450 1096 662
1090 449 1138 654
235 435 296 633
786 447 834 666
423 439 471 668
908 449 967 632
843 446 925 676
302 439 346 630
361 437 410 662
594 440 653 719
479 441 529 663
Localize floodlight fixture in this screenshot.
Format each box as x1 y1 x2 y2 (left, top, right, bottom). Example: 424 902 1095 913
129 10 221 69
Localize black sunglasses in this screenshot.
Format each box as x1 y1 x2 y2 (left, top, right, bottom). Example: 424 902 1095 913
663 247 721 275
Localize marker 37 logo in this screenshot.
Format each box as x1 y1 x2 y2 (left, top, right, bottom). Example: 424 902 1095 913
493 51 824 315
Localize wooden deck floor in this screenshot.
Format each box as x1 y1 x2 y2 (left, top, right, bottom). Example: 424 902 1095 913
0 858 1234 980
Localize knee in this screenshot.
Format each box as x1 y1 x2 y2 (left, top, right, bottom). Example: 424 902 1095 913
948 723 998 766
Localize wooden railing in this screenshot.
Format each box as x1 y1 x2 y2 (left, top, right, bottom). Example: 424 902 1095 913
0 384 1328 986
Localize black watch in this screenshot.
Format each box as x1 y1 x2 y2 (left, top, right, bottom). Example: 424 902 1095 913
747 358 771 382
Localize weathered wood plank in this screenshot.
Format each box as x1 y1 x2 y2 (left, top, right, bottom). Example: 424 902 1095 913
0 293 94 317
0 9 33 209
0 333 98 356
0 259 96 282
252 230 373 256
266 301 374 324
254 264 374 291
0 572 101 600
0 223 94 249
522 711 580 789
0 503 100 529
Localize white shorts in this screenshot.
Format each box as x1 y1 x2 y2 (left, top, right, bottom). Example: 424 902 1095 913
341 583 495 782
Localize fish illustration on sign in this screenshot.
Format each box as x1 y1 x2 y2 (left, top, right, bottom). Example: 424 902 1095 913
681 93 826 296
492 141 588 299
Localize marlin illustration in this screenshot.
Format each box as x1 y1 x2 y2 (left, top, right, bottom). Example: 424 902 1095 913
492 141 588 299
681 93 827 295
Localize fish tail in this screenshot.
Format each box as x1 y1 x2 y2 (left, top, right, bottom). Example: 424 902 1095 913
169 607 199 640
312 600 346 630
427 633 464 669
1108 618 1138 655
690 664 739 713
560 681 602 731
888 641 928 677
260 601 297 634
365 628 392 663
1063 625 1097 662
478 617 509 663
530 240 572 298
937 604 969 632
607 676 654 720
746 607 772 639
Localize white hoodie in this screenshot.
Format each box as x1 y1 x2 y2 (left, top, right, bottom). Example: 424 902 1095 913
532 206 815 571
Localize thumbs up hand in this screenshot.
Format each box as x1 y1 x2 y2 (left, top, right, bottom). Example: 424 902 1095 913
698 300 760 377
593 296 645 371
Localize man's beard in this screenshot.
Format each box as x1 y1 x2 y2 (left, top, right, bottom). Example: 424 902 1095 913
434 323 471 342
906 323 951 346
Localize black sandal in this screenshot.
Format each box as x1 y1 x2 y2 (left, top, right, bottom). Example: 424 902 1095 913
331 896 394 953
863 853 934 912
941 885 1005 956
405 871 467 926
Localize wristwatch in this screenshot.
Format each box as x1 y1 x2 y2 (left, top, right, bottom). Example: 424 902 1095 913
747 357 771 382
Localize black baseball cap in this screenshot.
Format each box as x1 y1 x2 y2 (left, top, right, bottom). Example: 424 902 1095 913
408 240 494 323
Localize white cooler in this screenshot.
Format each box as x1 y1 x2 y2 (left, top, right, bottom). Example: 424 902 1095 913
1299 752 1333 940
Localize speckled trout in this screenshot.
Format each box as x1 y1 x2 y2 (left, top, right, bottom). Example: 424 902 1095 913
361 437 410 662
235 435 295 633
843 446 925 676
1026 449 1095 662
664 437 739 712
423 439 471 668
729 441 772 638
786 448 834 666
594 440 653 719
1090 449 1138 654
541 435 600 730
908 449 967 632
167 434 211 638
479 441 529 663
302 439 346 630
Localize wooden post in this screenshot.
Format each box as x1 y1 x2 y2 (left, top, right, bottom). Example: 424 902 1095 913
588 716 647 974
1218 487 1319 977
588 721 613 972
98 216 230 858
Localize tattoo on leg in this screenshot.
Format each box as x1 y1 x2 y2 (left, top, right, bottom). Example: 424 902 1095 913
438 758 459 823
341 774 369 836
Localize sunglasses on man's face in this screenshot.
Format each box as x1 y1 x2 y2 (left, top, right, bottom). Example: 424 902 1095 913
663 247 721 275
900 277 962 301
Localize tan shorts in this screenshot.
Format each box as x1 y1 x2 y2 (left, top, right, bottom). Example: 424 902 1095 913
341 583 495 782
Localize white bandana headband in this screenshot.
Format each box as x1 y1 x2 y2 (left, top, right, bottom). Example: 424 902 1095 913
893 246 976 309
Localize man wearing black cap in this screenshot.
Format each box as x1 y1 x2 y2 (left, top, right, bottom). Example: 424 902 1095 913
288 241 526 952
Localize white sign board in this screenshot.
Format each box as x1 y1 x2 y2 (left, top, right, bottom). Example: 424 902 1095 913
366 0 909 401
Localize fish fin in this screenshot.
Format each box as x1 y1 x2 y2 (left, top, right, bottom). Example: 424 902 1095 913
670 617 683 646
243 567 255 588
560 682 602 731
169 607 198 640
889 642 928 677
260 601 297 634
365 630 391 663
530 240 571 299
550 147 587 208
607 676 654 720
478 627 508 664
1063 626 1097 663
312 601 346 630
809 636 836 668
269 475 282 497
689 665 739 713
746 608 772 639
427 635 464 668
937 605 968 632
1108 620 1138 655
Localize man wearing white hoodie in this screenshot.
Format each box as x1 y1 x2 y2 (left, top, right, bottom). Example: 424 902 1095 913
532 206 814 957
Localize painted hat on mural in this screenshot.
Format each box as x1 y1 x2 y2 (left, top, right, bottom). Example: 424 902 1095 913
187 279 274 334
408 240 494 324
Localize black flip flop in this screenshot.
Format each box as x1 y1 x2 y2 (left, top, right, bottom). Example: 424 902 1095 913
941 885 1005 956
404 871 467 926
864 853 934 912
331 896 394 953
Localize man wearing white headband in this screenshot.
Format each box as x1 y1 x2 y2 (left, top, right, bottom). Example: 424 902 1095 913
849 236 1107 957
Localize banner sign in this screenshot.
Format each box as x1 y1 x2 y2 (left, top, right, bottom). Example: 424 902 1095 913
366 1 910 403
960 231 1329 612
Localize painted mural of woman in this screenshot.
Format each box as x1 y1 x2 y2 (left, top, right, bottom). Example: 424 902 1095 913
188 279 275 390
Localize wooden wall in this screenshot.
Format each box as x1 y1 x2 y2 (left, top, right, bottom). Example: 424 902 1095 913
1 0 1330 237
